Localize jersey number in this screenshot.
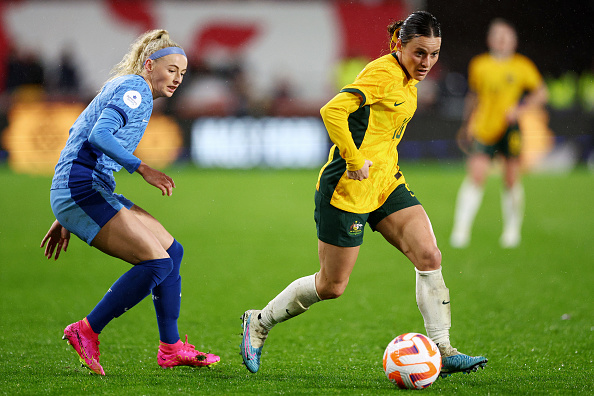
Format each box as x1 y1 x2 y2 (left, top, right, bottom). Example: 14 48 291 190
392 117 412 140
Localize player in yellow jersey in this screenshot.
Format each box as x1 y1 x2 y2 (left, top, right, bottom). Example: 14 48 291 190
241 11 487 378
450 18 548 248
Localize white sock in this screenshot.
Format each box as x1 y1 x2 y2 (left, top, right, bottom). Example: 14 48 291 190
415 267 451 347
259 274 321 330
501 183 524 246
451 177 484 247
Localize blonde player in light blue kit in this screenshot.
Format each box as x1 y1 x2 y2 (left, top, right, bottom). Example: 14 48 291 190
41 29 219 375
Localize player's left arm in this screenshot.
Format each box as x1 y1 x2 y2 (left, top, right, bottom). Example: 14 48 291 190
521 82 548 108
507 59 549 123
507 82 548 124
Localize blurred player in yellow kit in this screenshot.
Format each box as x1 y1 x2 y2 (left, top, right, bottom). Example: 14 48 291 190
450 18 548 248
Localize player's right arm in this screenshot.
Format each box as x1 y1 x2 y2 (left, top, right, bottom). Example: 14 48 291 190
320 92 372 179
40 219 70 260
88 107 141 173
461 56 482 140
459 90 478 138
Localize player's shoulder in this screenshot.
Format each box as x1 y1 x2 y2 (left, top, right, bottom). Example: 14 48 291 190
102 75 152 111
112 75 151 94
468 53 499 76
469 52 492 66
511 53 537 67
359 53 405 81
367 53 399 70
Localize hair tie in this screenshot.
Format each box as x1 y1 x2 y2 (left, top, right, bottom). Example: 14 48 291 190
148 46 186 61
390 29 400 52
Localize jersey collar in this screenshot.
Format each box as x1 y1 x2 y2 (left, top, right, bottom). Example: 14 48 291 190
391 52 419 86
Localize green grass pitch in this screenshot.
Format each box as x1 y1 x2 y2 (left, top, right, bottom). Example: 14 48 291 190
0 163 592 395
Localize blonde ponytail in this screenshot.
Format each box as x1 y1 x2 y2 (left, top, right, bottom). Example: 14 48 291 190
107 29 183 82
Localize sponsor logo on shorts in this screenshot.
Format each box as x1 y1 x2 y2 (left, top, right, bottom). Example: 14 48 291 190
349 220 363 236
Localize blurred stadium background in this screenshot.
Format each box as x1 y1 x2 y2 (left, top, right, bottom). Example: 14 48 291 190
1 0 593 175
1 2 593 393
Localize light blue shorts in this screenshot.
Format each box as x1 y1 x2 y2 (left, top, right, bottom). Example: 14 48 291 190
50 184 134 245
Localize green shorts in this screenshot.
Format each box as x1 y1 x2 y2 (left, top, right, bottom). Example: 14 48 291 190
473 124 521 158
314 183 421 248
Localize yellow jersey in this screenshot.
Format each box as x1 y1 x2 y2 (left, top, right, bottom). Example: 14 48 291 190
468 52 542 145
317 53 418 213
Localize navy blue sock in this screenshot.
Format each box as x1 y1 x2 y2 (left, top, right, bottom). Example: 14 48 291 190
87 258 173 333
153 240 183 344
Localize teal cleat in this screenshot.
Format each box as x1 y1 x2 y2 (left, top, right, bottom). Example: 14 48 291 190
240 310 268 373
439 345 488 378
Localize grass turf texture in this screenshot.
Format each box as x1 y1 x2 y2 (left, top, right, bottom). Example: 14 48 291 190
0 163 592 395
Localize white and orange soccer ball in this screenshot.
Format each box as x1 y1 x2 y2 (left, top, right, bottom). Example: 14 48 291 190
383 332 442 389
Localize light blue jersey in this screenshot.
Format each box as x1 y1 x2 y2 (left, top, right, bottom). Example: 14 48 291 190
51 74 153 192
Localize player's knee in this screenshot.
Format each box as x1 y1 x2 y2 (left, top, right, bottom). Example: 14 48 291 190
318 288 344 300
317 280 348 300
469 158 489 185
167 239 184 267
141 257 174 284
470 172 486 186
503 176 517 190
415 246 441 271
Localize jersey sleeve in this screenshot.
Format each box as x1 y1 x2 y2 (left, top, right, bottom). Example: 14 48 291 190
521 56 543 91
106 79 149 126
467 56 481 92
88 107 141 173
320 92 366 171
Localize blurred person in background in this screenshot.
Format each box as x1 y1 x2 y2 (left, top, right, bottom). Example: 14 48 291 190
241 11 488 378
4 47 45 92
40 29 219 375
54 48 80 97
450 18 548 249
3 47 46 105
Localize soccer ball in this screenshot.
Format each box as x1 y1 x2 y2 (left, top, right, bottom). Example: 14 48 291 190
383 332 441 389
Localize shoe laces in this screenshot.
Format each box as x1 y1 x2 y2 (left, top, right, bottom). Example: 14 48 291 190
178 335 207 360
180 335 195 351
250 314 269 342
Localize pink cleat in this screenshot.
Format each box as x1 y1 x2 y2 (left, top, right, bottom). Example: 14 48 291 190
62 318 105 375
158 335 220 368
